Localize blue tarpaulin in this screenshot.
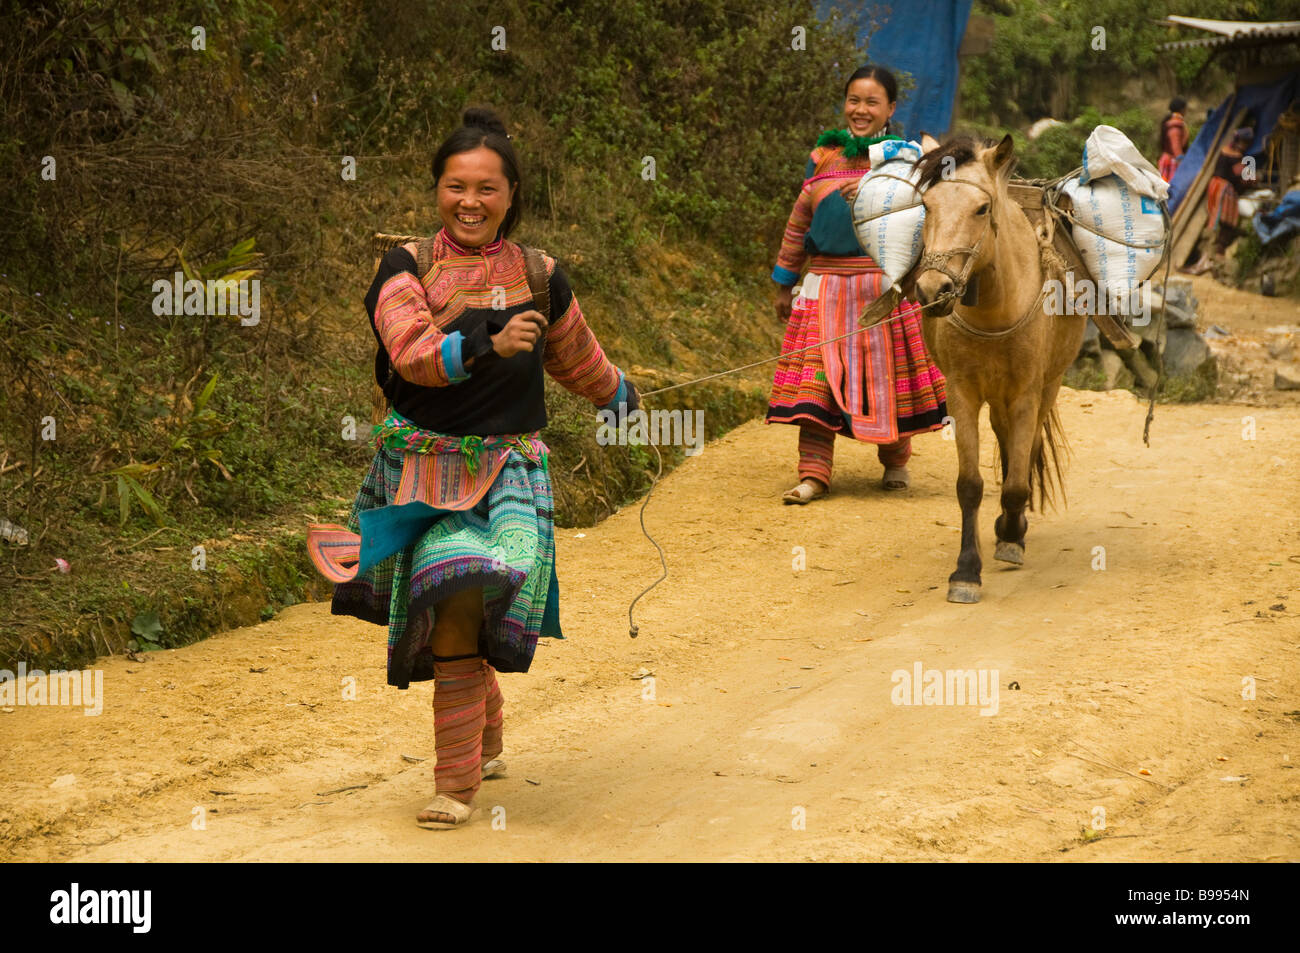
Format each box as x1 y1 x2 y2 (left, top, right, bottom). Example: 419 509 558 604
819 1 974 137
1255 190 1300 245
1168 70 1300 216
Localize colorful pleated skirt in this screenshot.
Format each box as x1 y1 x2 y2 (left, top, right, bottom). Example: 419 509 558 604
307 414 561 687
1206 176 1240 231
766 257 947 442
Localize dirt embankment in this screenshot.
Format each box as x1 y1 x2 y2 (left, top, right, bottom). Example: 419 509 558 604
1189 274 1300 406
2 387 1297 861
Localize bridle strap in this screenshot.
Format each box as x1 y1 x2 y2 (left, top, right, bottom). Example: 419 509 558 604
942 280 1050 340
919 175 1058 340
916 177 997 309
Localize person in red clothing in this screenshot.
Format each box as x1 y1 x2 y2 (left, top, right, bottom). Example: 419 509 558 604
1158 97 1188 183
1185 126 1256 275
307 108 638 829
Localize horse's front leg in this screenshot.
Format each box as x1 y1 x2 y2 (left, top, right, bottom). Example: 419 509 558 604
947 385 983 603
992 394 1037 566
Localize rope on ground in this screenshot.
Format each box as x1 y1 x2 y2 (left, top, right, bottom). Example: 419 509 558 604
627 441 665 639
628 310 896 637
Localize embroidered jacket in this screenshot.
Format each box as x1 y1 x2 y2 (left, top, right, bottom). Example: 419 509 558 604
1159 114 1187 158
772 145 873 285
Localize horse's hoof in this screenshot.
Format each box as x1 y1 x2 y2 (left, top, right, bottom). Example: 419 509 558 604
947 581 982 604
994 541 1024 565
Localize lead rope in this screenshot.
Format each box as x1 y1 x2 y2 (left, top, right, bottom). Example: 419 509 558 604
638 318 891 399
626 302 909 637
1144 234 1175 447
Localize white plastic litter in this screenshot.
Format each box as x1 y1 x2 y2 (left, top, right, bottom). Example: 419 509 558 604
0 518 28 546
851 139 927 290
1238 188 1275 220
1027 117 1065 140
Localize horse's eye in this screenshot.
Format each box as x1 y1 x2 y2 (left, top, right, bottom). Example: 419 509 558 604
976 203 990 215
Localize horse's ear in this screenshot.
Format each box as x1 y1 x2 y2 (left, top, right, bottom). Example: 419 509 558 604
920 133 940 155
987 133 1015 173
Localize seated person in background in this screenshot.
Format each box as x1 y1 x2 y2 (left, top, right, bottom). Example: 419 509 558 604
1185 126 1255 275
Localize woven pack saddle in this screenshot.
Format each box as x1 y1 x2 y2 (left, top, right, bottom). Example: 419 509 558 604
1004 179 1143 350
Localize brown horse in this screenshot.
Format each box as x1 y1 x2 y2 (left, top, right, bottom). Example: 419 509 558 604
909 135 1086 603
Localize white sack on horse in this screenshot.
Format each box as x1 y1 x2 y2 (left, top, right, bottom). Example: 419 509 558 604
1063 126 1168 300
1078 125 1169 200
852 139 926 291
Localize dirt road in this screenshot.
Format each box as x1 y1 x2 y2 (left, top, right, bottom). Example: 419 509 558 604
3 387 1297 861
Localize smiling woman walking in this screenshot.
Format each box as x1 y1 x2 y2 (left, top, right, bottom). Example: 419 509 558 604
767 65 947 503
308 108 637 828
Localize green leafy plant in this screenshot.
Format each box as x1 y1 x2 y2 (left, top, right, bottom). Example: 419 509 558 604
102 370 234 525
129 610 165 651
110 462 165 527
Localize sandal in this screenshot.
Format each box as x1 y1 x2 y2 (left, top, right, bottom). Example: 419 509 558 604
416 794 475 830
481 758 506 779
782 479 827 505
882 467 910 491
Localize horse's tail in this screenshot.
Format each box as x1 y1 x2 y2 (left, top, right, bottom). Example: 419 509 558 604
1030 406 1069 512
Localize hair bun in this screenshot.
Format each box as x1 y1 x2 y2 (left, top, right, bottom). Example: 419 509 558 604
463 107 508 137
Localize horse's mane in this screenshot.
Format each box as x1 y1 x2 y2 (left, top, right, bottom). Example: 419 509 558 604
914 135 1004 190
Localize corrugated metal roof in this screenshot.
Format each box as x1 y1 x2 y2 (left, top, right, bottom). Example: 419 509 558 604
1159 16 1300 51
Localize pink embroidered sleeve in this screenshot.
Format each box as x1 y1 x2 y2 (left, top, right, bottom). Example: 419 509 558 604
373 270 478 387
773 182 814 285
542 260 622 407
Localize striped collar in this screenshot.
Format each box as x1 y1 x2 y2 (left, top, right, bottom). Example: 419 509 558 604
438 228 505 257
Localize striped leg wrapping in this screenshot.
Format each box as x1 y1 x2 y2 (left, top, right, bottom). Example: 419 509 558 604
433 658 487 802
798 423 836 487
482 664 504 763
877 436 912 469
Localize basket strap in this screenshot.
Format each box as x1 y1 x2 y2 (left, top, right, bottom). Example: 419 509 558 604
416 236 437 277
521 245 550 322
520 245 550 360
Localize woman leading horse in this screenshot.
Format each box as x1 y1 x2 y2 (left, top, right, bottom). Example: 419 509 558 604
767 65 947 504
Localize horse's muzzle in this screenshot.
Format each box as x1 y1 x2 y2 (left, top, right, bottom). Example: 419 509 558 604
915 271 956 316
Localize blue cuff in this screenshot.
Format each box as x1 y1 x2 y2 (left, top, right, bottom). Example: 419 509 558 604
441 331 470 383
772 265 799 286
600 371 628 414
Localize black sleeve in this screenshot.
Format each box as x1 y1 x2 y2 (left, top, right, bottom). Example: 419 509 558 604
460 321 498 369
547 259 575 322
364 246 419 325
